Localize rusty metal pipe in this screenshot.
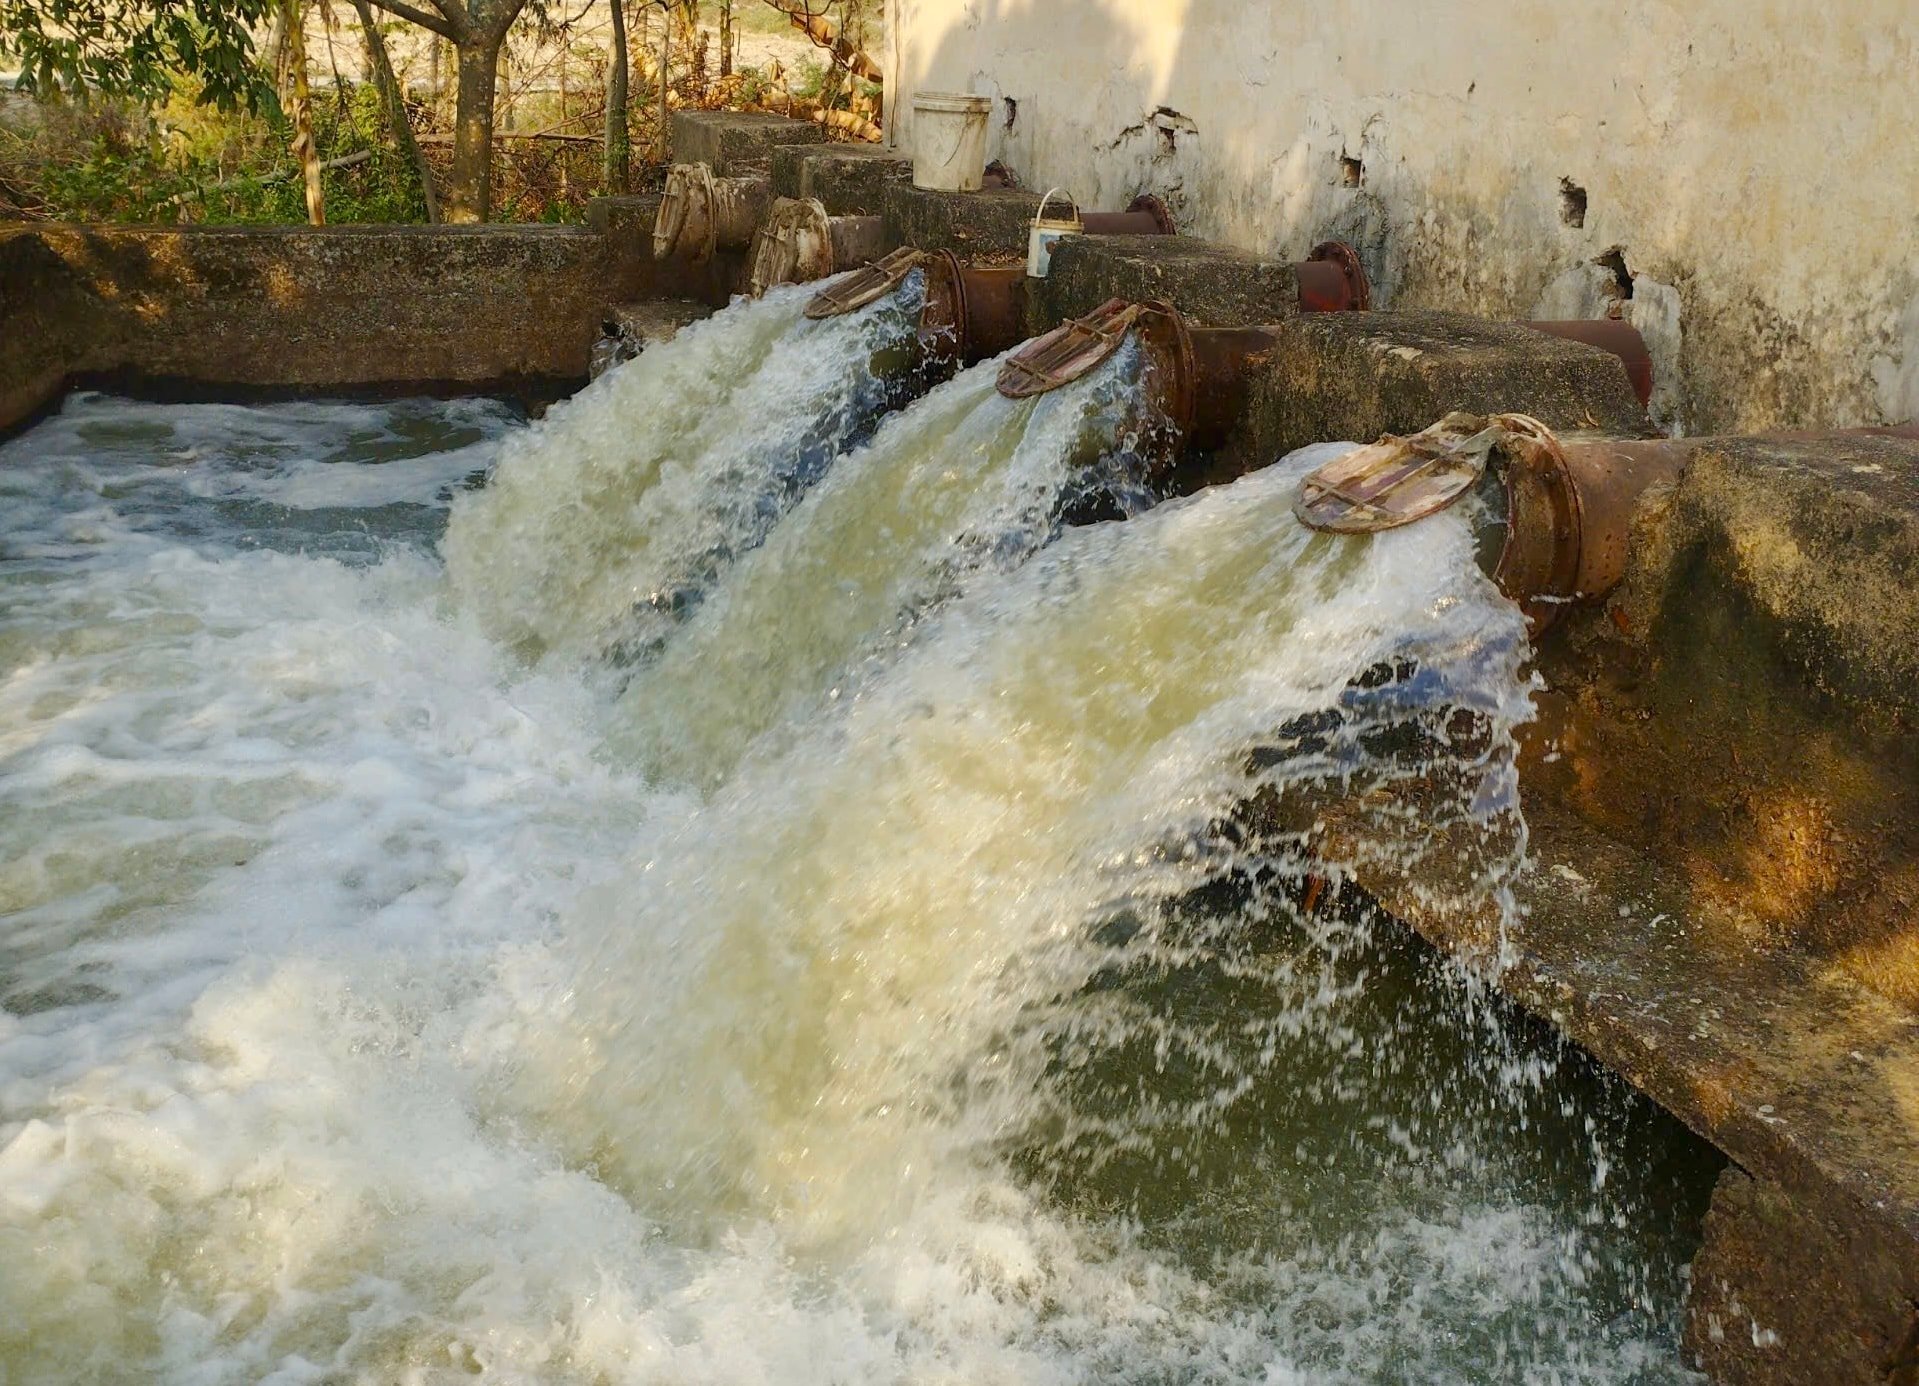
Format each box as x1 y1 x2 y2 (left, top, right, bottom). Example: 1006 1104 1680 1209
919 253 1029 365
1182 325 1282 450
1080 194 1179 237
1486 428 1694 633
1296 241 1373 313
1495 420 1919 631
1523 320 1654 407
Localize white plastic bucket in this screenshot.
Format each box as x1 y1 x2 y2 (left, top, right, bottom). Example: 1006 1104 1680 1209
912 92 992 192
1026 188 1083 278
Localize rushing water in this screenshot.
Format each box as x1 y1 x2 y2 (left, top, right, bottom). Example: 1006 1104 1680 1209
442 280 925 673
1 323 1716 1383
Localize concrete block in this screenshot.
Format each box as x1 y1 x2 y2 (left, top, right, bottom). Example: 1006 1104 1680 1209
1686 1167 1919 1385
670 111 821 176
1224 310 1651 468
1609 430 1919 726
586 193 661 246
0 224 730 418
1031 234 1301 332
771 143 913 216
609 299 714 348
883 184 1040 262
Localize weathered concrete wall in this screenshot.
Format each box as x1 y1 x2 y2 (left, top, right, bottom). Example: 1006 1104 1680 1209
888 0 1919 436
0 214 721 435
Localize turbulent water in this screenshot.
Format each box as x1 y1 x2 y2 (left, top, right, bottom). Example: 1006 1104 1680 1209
1 328 1714 1383
607 341 1161 787
442 280 925 671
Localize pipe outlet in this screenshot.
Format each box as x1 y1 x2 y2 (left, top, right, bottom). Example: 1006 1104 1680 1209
653 163 772 262
746 197 836 296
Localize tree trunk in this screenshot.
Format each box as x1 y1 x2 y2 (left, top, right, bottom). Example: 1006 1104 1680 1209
283 0 326 225
718 0 732 78
445 36 501 222
603 0 629 193
655 15 670 165
351 0 440 221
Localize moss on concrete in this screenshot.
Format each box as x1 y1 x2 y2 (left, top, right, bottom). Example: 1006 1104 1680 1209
670 111 821 175
771 144 913 216
882 184 1039 263
1030 234 1302 332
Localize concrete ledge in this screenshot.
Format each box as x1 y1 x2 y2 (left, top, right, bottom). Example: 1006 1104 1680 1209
1031 234 1302 331
883 184 1039 262
610 298 714 348
771 143 913 215
0 221 729 434
670 110 821 175
1428 430 1919 1383
1219 310 1652 470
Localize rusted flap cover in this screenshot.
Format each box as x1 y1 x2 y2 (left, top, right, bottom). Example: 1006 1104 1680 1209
1294 413 1501 533
805 247 926 320
997 299 1141 399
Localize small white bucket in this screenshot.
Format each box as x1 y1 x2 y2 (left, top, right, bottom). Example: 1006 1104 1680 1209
912 92 992 192
1026 188 1083 278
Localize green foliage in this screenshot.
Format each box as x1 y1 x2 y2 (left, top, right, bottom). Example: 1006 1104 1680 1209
788 57 826 101
0 0 275 112
2 76 428 223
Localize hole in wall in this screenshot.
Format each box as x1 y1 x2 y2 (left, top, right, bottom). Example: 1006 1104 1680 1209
1593 246 1636 306
1340 155 1364 188
1146 108 1196 162
1559 178 1588 229
1003 97 1018 132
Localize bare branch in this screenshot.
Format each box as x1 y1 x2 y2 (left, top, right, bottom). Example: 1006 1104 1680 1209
365 0 459 39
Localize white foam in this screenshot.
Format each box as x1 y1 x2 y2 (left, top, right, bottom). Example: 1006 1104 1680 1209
0 395 1703 1383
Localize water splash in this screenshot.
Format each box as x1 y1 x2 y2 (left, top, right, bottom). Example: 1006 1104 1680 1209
606 340 1164 787
442 279 925 669
0 397 1714 1383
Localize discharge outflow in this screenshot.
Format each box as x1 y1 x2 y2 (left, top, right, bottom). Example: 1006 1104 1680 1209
606 339 1166 788
442 277 927 671
0 390 1713 1383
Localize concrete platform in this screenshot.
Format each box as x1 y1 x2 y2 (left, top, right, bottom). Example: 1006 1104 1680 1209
1345 429 1919 1385
882 184 1041 262
1215 310 1653 475
669 110 821 176
771 143 913 216
1440 804 1919 1386
1029 233 1303 332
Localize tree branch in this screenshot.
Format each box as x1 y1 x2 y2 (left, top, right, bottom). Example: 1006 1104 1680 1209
758 0 881 83
365 0 459 39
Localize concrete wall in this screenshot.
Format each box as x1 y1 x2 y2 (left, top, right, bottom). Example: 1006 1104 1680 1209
887 0 1919 436
0 211 718 435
